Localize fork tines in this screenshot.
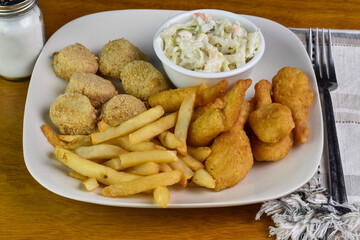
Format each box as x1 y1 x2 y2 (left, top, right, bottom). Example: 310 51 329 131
308 28 338 90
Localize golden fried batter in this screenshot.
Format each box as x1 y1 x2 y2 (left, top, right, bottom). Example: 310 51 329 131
52 43 98 81
187 108 226 147
251 132 294 161
192 97 225 121
65 72 117 108
187 79 252 147
205 100 253 191
99 94 147 127
98 38 149 80
272 67 314 144
147 80 228 113
121 60 170 100
248 80 295 143
148 84 207 113
49 93 97 135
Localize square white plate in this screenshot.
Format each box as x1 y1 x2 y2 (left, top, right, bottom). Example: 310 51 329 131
23 9 323 208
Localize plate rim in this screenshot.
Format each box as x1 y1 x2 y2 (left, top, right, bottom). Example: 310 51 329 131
23 9 323 208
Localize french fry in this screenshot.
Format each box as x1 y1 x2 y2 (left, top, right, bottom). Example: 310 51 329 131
153 186 170 208
154 144 167 151
103 158 122 170
105 135 160 152
150 139 167 150
159 163 173 172
41 124 66 147
53 146 139 185
90 105 164 144
178 154 204 171
124 162 160 176
158 131 183 149
150 138 163 146
82 177 99 191
66 135 92 150
119 150 177 169
129 112 178 145
192 168 216 189
69 171 87 180
57 134 85 142
187 146 211 162
174 93 196 155
101 170 181 197
74 144 127 160
168 156 194 187
97 120 111 132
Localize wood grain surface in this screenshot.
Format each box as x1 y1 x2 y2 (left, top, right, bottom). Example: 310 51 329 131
1 0 359 239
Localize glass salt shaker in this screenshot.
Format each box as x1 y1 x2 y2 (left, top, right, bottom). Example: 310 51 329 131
0 0 45 81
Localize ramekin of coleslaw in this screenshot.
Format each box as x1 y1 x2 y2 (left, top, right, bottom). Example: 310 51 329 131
153 9 265 88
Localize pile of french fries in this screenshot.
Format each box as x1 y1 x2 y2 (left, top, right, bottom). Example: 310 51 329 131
42 91 217 208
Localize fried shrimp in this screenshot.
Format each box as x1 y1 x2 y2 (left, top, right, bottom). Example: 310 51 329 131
99 94 147 127
52 43 98 81
50 93 97 135
65 72 118 108
272 67 314 144
251 132 294 161
248 80 295 143
248 79 294 161
121 60 171 100
98 38 149 80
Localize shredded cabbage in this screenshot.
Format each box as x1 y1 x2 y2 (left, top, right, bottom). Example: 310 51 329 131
159 13 260 73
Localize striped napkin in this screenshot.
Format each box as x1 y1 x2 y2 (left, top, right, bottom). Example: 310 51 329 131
292 28 360 204
256 28 360 240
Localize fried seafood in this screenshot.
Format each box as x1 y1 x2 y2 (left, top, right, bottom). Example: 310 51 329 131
251 132 294 161
121 60 171 100
192 97 225 121
187 108 226 147
50 93 97 135
99 94 147 127
98 38 149 80
187 79 252 147
248 80 295 143
272 67 314 144
205 100 253 191
147 80 228 113
52 43 98 81
65 72 117 108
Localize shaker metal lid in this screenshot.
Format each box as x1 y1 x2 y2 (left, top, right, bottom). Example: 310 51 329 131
0 0 37 16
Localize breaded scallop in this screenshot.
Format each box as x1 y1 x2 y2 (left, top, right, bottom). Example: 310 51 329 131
99 94 147 127
98 38 149 80
50 93 97 135
65 72 118 108
121 60 170 100
52 43 98 81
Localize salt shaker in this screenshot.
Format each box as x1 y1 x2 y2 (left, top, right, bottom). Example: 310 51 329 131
0 0 45 81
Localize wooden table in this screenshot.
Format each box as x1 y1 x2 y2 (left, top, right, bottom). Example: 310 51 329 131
1 1 359 239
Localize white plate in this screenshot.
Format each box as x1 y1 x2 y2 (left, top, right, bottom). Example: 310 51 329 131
23 9 323 208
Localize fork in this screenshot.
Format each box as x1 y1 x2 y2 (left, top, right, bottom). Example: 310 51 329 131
307 28 347 204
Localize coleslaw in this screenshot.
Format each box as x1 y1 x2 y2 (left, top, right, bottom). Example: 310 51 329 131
158 13 260 73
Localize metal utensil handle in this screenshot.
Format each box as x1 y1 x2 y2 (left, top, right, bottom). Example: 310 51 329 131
323 88 348 203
